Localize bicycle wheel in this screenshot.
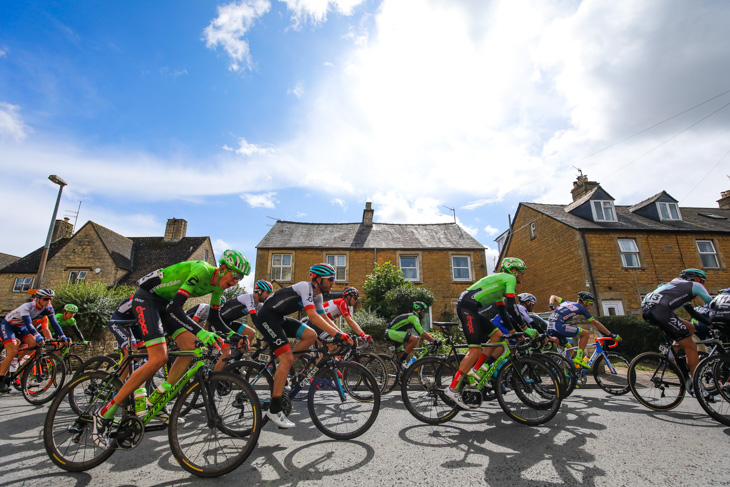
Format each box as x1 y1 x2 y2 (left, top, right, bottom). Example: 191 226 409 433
542 352 577 398
532 352 569 398
44 371 122 472
495 356 562 426
168 371 261 478
593 352 630 395
308 361 380 440
693 355 730 426
377 353 400 394
64 354 85 376
353 352 389 395
628 352 685 411
80 355 118 374
401 356 459 425
22 353 66 405
224 360 280 426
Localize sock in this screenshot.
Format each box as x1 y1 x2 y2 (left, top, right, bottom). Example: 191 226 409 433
270 396 282 414
449 370 464 390
472 354 487 371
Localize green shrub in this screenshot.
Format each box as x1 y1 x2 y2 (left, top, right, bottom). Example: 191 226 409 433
53 282 136 339
363 262 409 317
592 315 664 359
383 285 435 318
352 308 388 342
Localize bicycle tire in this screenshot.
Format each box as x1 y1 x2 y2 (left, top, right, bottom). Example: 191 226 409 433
542 352 577 398
44 371 122 472
377 353 400 394
64 353 85 376
308 360 380 440
495 356 562 426
79 355 118 374
353 352 389 395
593 352 630 395
693 355 730 426
223 359 280 426
628 351 685 411
168 371 261 478
22 352 66 405
401 356 459 425
532 352 570 397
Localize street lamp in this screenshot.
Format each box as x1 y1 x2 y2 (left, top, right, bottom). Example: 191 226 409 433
35 175 68 289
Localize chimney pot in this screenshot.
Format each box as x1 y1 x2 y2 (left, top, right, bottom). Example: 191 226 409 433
164 218 187 241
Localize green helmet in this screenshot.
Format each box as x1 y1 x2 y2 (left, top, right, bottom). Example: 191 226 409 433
680 268 706 281
64 304 78 313
413 301 428 312
500 257 526 274
219 249 251 276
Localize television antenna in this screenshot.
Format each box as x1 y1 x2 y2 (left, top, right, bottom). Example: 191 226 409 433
64 201 82 232
441 205 456 223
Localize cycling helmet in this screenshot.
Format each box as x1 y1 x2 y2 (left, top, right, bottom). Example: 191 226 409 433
413 301 428 312
517 293 537 305
64 304 78 313
578 291 595 303
219 249 251 276
309 263 336 278
35 288 55 298
500 257 526 274
720 288 730 295
342 287 360 299
680 268 707 281
254 280 273 293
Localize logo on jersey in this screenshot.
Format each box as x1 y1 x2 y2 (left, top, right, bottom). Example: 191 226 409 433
186 276 199 287
136 306 148 334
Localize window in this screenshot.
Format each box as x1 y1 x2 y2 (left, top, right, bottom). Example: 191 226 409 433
530 222 537 239
13 277 34 292
618 239 640 268
657 202 681 221
326 254 347 281
204 249 209 261
271 253 292 281
591 200 617 222
602 300 624 316
696 240 719 268
452 255 472 281
68 271 88 284
399 255 420 281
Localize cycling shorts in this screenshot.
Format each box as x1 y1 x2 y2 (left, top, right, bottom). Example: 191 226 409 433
385 328 412 351
132 288 188 347
642 305 691 342
302 318 334 342
0 319 35 345
254 307 310 356
107 311 143 350
547 321 582 338
457 300 499 346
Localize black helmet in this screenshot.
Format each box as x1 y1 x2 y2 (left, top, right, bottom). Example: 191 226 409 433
578 291 595 303
680 268 707 281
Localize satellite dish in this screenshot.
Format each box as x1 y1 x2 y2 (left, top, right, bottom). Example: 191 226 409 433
95 268 101 274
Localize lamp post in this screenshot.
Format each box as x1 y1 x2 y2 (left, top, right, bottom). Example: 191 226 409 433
35 175 68 289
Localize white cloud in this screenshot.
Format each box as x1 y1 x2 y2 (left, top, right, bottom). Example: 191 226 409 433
483 225 499 236
0 48 6 58
0 102 31 141
484 246 500 274
203 0 271 72
240 192 278 208
231 137 273 156
288 81 305 98
280 0 367 28
331 198 347 211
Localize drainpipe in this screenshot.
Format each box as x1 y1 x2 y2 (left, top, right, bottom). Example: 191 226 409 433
580 231 601 318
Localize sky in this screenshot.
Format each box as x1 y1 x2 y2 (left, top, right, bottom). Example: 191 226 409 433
2 0 730 291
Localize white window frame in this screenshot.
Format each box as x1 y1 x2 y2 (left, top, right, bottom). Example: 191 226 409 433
657 202 681 221
270 253 293 281
602 300 624 316
13 277 34 292
68 271 88 284
451 255 472 281
591 200 617 222
399 254 420 281
696 240 720 268
618 238 641 268
325 254 348 282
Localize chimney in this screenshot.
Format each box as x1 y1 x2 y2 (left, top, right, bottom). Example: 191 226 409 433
52 217 73 242
570 174 600 201
718 190 730 209
362 202 374 227
164 218 187 241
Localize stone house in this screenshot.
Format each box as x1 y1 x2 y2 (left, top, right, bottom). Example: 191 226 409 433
255 203 488 326
496 176 730 316
0 218 215 314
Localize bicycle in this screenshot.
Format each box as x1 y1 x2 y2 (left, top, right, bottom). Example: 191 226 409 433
225 338 381 440
543 336 630 396
627 331 725 411
2 339 67 405
58 341 88 376
693 353 730 426
44 320 261 477
401 331 562 426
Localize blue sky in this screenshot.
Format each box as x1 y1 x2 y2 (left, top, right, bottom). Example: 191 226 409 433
2 0 730 291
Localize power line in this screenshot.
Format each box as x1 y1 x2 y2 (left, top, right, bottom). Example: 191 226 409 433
681 145 730 202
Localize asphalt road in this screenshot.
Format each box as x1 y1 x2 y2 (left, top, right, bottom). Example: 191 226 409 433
1 384 729 486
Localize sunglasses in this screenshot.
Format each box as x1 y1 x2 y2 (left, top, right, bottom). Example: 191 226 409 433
327 277 335 282
39 297 53 302
229 271 244 281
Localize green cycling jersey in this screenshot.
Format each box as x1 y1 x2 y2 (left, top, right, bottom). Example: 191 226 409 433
387 312 425 336
148 260 225 305
466 272 518 306
54 313 76 327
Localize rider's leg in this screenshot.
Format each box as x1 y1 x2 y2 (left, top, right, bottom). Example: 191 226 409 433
403 334 419 356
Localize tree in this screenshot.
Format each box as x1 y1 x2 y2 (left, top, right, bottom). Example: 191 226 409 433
222 283 247 302
53 282 136 338
363 262 409 318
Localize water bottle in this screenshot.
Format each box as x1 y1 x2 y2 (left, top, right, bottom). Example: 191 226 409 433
134 387 148 417
148 381 171 406
406 356 417 368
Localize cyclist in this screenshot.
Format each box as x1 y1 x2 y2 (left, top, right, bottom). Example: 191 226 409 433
709 288 730 333
305 287 373 344
93 250 249 445
641 268 713 390
219 279 275 345
385 301 438 368
547 291 619 367
491 292 542 334
107 295 144 381
444 257 529 409
0 289 70 393
254 263 354 428
40 304 86 343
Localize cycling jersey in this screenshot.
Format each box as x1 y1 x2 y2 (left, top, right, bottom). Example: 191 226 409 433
492 304 533 333
108 296 141 350
323 298 352 320
53 313 85 342
219 293 262 322
1 300 64 341
259 281 324 316
710 293 730 324
186 303 210 323
642 278 713 341
138 261 225 306
546 298 593 340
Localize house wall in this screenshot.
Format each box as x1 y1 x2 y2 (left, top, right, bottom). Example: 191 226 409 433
255 247 488 320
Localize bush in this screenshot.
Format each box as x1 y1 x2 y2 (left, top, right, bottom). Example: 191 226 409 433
362 262 409 317
352 308 389 342
223 283 247 301
53 282 136 339
591 315 664 359
383 285 434 318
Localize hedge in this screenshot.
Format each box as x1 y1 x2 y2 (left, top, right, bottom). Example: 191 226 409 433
587 315 665 359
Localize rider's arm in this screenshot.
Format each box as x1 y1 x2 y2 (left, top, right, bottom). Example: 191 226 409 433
207 305 234 336
168 293 206 336
691 282 713 305
549 295 562 310
504 295 527 331
410 315 435 342
21 315 43 341
47 313 67 340
305 307 345 338
685 304 712 326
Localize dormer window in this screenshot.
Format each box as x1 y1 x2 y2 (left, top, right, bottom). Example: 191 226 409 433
657 202 681 221
591 200 617 222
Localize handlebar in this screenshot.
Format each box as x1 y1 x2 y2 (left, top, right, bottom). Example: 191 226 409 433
595 336 619 348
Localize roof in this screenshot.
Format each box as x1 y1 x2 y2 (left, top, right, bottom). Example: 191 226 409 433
629 190 678 213
0 238 72 274
522 202 730 232
257 221 485 249
90 222 134 270
0 253 21 272
116 237 210 286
